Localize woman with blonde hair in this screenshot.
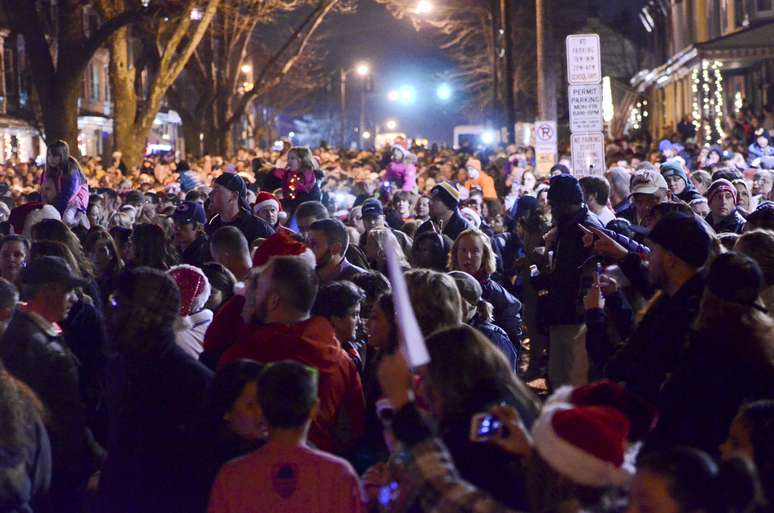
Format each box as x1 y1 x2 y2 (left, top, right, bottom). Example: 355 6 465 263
404 268 463 336
450 228 524 349
365 227 410 273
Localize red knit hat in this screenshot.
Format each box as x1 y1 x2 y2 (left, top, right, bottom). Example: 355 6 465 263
532 403 633 487
251 230 315 272
168 264 211 316
254 191 282 213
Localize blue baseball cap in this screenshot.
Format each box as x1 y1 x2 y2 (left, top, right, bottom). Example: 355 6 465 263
173 201 207 225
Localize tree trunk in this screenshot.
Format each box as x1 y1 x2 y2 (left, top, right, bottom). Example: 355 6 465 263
179 112 203 158
39 76 82 152
107 27 144 169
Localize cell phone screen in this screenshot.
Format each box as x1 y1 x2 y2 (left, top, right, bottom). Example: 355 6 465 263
476 415 502 438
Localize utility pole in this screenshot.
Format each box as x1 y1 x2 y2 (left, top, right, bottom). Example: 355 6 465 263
340 68 347 147
490 0 500 129
536 0 546 120
359 79 366 149
500 0 515 143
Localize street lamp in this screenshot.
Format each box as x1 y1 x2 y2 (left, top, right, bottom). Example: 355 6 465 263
387 90 400 102
340 61 372 148
362 131 372 140
355 62 370 77
240 64 252 74
415 0 433 14
399 85 417 104
385 119 398 131
436 83 452 101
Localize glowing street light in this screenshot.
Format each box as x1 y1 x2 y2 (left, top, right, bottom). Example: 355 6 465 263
415 0 433 14
387 90 400 102
436 83 452 101
399 85 417 104
355 62 370 77
240 64 252 74
385 119 398 131
481 130 496 145
362 131 372 140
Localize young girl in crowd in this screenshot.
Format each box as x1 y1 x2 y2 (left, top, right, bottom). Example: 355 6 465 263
41 140 90 228
271 146 323 214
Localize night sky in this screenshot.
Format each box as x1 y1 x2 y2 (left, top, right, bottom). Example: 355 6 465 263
317 0 648 145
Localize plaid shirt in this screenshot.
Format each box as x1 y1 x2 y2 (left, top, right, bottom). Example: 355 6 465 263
391 403 522 513
400 437 522 513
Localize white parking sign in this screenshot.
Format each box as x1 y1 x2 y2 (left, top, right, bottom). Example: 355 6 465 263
566 34 601 85
570 133 606 176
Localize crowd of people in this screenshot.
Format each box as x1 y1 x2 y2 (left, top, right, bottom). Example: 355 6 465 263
0 126 772 513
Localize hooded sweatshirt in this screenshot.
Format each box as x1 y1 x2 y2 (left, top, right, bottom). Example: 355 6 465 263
660 161 703 203
218 316 365 453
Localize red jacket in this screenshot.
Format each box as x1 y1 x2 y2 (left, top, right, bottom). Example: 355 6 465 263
202 294 247 358
218 316 365 454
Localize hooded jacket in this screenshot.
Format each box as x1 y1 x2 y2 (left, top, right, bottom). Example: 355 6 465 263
218 316 365 453
660 161 703 203
705 209 746 234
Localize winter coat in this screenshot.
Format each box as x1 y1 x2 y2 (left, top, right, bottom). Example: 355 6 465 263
206 209 274 246
42 156 89 215
179 234 211 269
384 161 417 192
593 272 706 404
98 330 213 513
0 412 51 513
547 207 603 325
465 173 497 199
747 142 774 163
60 300 109 445
469 319 518 372
480 278 524 346
644 320 774 458
218 316 365 454
271 167 323 213
200 294 249 370
175 309 214 359
416 210 472 243
705 209 746 234
0 309 101 508
322 257 367 286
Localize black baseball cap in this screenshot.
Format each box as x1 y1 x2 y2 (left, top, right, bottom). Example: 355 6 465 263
214 173 250 211
361 198 384 218
172 201 207 225
22 256 88 289
646 212 711 269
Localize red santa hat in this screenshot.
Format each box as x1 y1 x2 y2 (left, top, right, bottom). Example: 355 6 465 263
547 381 659 443
251 230 315 273
253 191 282 213
9 202 62 238
168 264 211 317
532 403 633 487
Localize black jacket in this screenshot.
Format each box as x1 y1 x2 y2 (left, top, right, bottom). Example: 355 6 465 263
416 210 472 242
180 234 211 268
600 272 706 404
547 207 603 325
480 278 524 346
0 309 101 509
60 300 109 445
706 209 746 234
206 209 274 245
98 331 213 513
644 323 774 459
